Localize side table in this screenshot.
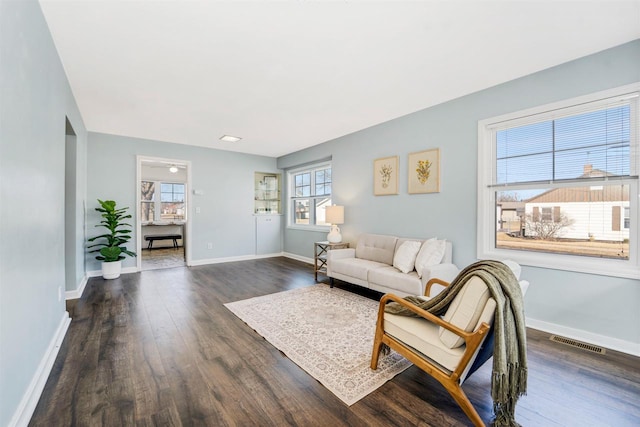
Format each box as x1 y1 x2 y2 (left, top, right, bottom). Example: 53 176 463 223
314 241 349 282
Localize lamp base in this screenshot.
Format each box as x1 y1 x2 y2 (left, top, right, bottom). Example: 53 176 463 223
327 225 342 243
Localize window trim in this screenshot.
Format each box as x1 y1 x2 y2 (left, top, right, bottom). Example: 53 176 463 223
477 83 640 279
286 162 332 231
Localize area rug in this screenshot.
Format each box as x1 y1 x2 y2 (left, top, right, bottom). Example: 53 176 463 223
224 284 412 405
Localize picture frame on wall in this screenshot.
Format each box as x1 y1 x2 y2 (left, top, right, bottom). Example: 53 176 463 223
373 156 399 196
408 148 440 194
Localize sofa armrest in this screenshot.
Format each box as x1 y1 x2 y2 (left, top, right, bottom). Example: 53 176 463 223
326 248 355 277
326 248 355 261
420 263 460 294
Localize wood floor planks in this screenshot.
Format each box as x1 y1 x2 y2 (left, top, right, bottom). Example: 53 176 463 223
30 257 640 426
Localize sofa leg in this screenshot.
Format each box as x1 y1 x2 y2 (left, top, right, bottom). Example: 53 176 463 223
330 277 334 288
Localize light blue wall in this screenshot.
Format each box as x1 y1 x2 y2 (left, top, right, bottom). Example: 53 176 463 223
278 40 640 351
0 1 88 425
87 133 279 271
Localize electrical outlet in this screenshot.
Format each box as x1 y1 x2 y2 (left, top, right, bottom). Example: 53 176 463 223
196 207 201 214
58 286 62 302
207 243 213 249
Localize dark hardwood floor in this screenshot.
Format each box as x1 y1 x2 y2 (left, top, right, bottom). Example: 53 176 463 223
30 257 640 426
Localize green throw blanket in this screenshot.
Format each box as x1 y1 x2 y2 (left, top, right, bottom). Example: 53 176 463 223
384 260 527 427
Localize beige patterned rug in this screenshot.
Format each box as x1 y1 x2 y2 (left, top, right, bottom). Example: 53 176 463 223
224 284 412 405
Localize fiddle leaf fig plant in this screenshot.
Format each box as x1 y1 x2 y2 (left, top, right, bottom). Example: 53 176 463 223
88 199 137 262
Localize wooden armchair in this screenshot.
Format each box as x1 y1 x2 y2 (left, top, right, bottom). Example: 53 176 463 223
370 276 497 427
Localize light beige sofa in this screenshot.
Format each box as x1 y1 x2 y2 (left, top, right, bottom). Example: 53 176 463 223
327 233 459 297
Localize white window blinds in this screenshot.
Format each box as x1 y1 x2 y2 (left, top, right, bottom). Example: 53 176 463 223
492 95 638 186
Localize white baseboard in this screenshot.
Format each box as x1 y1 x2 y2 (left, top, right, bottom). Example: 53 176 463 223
86 266 138 278
255 252 285 260
526 317 640 357
9 311 71 427
283 252 314 264
65 274 88 300
189 252 284 267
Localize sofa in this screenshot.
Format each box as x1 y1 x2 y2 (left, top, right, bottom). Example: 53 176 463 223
326 233 459 297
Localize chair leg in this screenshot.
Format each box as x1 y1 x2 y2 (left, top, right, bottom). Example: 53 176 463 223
447 384 485 427
370 339 382 370
370 328 385 370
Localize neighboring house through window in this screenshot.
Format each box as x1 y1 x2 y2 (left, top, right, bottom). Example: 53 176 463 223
288 162 332 229
477 83 639 278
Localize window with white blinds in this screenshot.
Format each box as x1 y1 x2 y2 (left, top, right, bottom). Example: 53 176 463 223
477 84 640 278
495 102 633 186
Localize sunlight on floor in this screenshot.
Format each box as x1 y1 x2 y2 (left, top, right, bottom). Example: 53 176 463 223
141 247 185 271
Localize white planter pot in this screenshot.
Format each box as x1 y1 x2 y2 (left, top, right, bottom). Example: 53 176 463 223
102 260 122 279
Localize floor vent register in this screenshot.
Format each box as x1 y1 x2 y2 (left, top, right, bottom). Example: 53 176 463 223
549 335 606 355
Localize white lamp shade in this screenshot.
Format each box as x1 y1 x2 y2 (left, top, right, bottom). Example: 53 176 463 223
325 205 344 225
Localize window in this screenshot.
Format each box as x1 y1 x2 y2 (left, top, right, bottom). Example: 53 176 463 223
624 206 630 229
288 163 332 229
141 181 186 222
141 181 156 222
478 84 639 278
160 183 185 220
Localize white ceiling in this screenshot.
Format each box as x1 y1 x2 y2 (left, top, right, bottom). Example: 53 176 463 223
39 1 640 158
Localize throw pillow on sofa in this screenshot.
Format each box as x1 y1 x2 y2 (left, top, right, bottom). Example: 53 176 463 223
415 238 446 278
393 241 422 274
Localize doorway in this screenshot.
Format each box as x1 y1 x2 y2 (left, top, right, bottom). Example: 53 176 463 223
136 157 191 271
64 118 82 294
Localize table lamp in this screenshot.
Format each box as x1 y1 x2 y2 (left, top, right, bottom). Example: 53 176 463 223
325 205 344 243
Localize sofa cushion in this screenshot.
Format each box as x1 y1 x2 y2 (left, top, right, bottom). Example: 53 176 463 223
439 276 491 349
330 258 389 281
502 259 521 280
355 234 398 265
368 266 422 295
415 238 447 278
393 240 422 273
384 313 465 372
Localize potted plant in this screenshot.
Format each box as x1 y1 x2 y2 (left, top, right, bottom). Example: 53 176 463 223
87 199 137 279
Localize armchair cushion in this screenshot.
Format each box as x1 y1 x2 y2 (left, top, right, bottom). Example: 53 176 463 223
439 276 491 349
415 238 447 278
393 240 422 273
384 313 466 371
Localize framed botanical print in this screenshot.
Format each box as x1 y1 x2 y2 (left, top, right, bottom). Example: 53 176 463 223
374 156 399 196
408 148 440 194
